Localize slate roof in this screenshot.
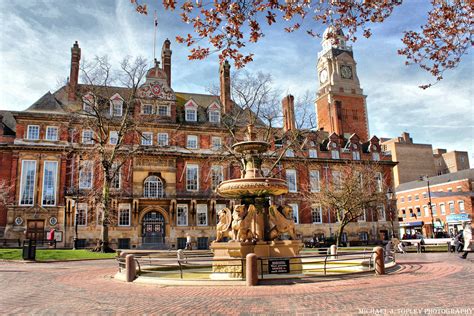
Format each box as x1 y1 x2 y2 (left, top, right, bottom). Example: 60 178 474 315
0 110 16 133
25 92 67 114
396 168 474 192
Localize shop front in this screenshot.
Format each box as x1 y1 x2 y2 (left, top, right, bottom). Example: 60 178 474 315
399 221 424 238
446 214 472 236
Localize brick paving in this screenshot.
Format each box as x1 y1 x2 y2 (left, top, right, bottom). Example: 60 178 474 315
1 253 473 315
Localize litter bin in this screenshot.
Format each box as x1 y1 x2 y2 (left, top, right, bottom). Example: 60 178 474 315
22 239 36 260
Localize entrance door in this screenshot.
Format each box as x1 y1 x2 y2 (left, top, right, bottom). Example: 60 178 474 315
27 220 45 241
142 211 165 244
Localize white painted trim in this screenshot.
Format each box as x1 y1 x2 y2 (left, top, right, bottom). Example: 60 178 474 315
19 160 37 206
41 160 58 207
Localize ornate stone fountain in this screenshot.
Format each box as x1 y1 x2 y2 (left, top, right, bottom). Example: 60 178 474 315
211 126 303 279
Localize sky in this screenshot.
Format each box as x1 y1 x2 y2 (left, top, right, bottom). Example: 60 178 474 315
0 0 472 164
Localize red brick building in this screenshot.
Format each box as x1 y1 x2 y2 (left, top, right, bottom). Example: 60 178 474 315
396 169 474 237
0 31 396 249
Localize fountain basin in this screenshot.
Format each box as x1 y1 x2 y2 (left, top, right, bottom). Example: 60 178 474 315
232 141 270 154
216 177 288 198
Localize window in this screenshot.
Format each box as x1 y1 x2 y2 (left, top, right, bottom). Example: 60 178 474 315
82 130 94 144
83 100 93 113
42 161 58 206
109 131 118 145
27 125 40 140
19 160 36 205
289 203 299 224
157 133 169 146
458 200 465 213
309 149 317 158
332 170 341 189
359 209 367 222
177 204 188 226
79 161 93 189
400 196 405 203
416 207 421 217
359 232 369 241
111 100 123 117
414 194 419 201
409 208 414 217
423 205 429 217
352 151 361 160
185 108 197 122
448 201 455 214
211 137 222 150
215 204 227 223
331 149 340 159
211 165 223 191
118 204 131 226
402 209 406 218
286 169 297 192
432 204 437 216
158 105 169 116
377 205 386 221
440 203 446 215
309 170 320 192
141 132 153 146
375 172 383 192
372 152 380 161
45 127 58 141
456 186 462 192
286 149 295 158
187 135 198 149
110 163 121 189
186 164 199 191
447 187 452 192
209 110 220 123
76 203 87 226
408 195 412 202
142 103 153 114
311 205 322 223
422 192 427 199
197 204 208 226
143 176 164 198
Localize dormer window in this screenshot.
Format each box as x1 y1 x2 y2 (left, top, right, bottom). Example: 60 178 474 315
208 102 221 123
109 131 118 145
286 149 295 158
352 151 361 160
110 94 123 117
82 93 94 113
372 152 380 161
331 149 340 159
185 100 198 122
309 149 317 158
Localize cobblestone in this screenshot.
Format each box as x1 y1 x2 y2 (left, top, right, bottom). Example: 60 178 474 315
1 253 473 315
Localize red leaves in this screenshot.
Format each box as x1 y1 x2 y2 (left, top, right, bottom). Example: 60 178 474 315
266 11 276 25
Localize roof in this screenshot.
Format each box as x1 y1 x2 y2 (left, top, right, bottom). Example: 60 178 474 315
25 92 67 114
396 168 474 192
0 110 16 133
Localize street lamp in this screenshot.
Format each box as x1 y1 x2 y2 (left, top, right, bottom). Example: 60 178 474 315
420 175 435 238
386 188 396 238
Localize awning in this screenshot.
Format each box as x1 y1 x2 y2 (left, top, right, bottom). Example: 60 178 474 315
399 221 424 227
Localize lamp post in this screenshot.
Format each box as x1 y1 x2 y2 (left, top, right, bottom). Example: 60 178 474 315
386 188 396 238
420 176 435 238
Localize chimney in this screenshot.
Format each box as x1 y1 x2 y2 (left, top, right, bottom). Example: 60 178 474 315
219 60 232 114
282 95 296 132
68 41 81 101
161 39 172 87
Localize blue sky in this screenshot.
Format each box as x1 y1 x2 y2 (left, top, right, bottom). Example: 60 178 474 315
0 0 472 163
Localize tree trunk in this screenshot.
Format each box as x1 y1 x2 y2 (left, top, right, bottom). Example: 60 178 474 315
101 178 111 253
336 223 345 247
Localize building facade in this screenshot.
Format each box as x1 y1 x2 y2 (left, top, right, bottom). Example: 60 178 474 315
396 169 474 237
0 33 397 249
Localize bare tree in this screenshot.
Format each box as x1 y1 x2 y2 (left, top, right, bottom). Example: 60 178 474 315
73 55 148 252
312 161 387 246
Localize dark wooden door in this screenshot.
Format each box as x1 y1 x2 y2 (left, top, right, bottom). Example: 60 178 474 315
27 220 45 241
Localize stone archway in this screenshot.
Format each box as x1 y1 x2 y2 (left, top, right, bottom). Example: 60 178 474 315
139 207 170 247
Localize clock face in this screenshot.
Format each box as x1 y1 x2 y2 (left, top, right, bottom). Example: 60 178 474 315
319 69 328 83
340 65 353 79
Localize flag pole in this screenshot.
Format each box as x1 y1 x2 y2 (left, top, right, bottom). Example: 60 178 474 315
153 10 158 63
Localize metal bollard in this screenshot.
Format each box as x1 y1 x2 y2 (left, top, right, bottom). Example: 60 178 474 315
373 246 385 275
246 253 258 286
330 244 337 259
125 254 136 282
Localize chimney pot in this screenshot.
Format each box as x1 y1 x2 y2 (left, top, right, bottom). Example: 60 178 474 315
68 41 81 101
282 94 296 132
220 60 232 114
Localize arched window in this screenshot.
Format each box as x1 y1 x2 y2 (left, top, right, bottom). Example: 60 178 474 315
144 176 164 198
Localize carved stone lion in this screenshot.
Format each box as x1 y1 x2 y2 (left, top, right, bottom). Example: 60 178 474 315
215 208 232 242
268 205 297 240
231 204 255 242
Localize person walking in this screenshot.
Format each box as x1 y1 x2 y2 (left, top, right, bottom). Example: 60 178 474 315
460 222 472 259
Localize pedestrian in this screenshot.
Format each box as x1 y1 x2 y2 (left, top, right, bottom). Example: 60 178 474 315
185 235 192 250
460 222 472 259
455 230 464 253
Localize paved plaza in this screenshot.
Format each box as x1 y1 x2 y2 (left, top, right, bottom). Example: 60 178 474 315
1 253 473 315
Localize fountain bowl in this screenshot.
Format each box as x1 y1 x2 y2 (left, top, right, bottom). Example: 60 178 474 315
216 177 288 198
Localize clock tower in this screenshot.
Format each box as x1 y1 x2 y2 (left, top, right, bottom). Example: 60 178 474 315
315 26 369 141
